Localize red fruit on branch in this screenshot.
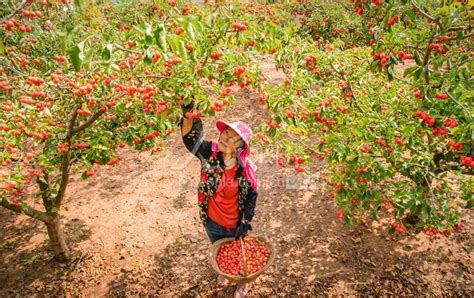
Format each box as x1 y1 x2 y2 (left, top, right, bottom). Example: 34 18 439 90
460 156 474 169
432 128 448 135
152 53 161 63
444 118 458 128
447 140 463 152
394 136 405 146
75 143 88 149
57 143 70 153
437 36 449 43
221 87 232 97
234 66 246 77
232 22 248 31
55 56 67 63
413 87 424 99
175 26 184 35
360 144 372 153
387 15 399 27
210 52 222 60
336 105 348 113
126 40 136 47
286 111 296 119
435 92 448 100
336 210 345 220
376 138 387 147
392 223 406 234
398 51 413 60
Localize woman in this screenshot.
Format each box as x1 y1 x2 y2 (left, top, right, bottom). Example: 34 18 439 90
180 101 258 297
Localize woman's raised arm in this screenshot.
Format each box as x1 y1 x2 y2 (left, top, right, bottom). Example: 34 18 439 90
179 104 213 160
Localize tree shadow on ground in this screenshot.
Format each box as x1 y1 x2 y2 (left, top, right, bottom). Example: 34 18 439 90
0 209 92 296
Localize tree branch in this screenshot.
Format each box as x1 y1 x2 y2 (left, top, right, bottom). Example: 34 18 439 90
114 43 141 55
0 197 52 223
447 32 474 41
411 0 442 30
411 1 436 21
70 109 106 136
446 24 473 33
1 1 28 24
37 171 53 214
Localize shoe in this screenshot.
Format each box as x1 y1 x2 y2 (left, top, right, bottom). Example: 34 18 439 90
234 284 249 298
217 274 229 286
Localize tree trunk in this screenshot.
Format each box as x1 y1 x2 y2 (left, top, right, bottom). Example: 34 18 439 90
45 216 70 262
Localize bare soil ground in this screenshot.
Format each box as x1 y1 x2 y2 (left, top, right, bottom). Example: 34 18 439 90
0 59 472 297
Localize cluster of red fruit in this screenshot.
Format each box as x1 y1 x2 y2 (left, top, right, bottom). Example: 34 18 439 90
460 155 474 169
266 119 281 129
232 21 249 31
26 76 44 86
0 74 10 92
185 110 202 119
312 111 336 127
289 154 305 173
428 43 447 54
372 53 390 67
210 99 227 112
447 140 463 152
5 18 32 33
305 54 317 70
387 15 399 27
360 144 372 153
413 87 424 99
336 210 345 220
398 50 413 60
210 51 222 60
435 92 448 100
392 223 406 234
21 9 43 20
57 143 70 153
423 227 450 237
216 238 271 276
414 111 435 127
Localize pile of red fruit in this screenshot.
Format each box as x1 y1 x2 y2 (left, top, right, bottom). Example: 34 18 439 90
216 238 271 276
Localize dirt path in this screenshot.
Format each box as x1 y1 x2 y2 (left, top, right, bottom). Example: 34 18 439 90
0 59 473 296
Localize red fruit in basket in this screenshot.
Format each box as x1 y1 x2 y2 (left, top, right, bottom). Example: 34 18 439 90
215 238 271 276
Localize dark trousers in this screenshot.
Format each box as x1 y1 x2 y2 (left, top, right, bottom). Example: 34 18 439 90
205 217 237 244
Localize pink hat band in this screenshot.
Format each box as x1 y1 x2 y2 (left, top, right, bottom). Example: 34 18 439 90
216 120 253 145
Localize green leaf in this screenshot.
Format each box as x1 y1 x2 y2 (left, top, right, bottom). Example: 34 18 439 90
178 40 188 60
67 42 84 71
466 200 473 209
268 128 277 137
403 66 419 77
74 0 83 8
145 23 153 48
143 48 153 65
186 22 196 40
414 51 422 66
405 8 415 22
154 24 168 52
83 48 94 70
414 67 423 79
101 44 113 61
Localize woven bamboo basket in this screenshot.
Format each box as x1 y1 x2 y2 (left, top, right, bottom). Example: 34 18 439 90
208 235 276 285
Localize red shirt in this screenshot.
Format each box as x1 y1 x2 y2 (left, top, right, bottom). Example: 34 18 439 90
207 164 239 230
